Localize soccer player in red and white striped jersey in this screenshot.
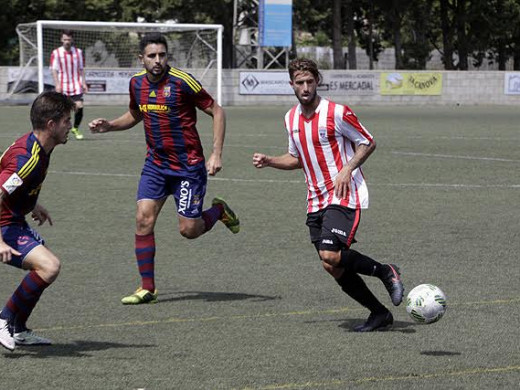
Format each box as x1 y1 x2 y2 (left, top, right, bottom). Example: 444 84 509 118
253 58 404 332
50 30 88 140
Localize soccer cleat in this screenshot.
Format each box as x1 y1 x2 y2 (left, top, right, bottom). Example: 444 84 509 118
14 329 52 346
121 287 158 305
381 264 404 306
212 197 240 234
0 318 15 351
71 127 84 140
354 311 394 332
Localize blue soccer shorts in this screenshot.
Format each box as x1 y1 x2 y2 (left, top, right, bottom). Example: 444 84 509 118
137 162 207 219
1 223 45 268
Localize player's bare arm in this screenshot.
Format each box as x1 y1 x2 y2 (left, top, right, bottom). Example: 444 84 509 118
0 191 22 262
89 109 142 133
51 69 62 94
31 203 53 226
81 69 88 93
334 141 376 199
252 152 301 170
202 102 226 176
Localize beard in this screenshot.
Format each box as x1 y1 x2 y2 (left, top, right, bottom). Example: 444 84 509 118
296 90 318 106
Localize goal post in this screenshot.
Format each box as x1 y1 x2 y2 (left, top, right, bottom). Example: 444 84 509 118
15 20 223 104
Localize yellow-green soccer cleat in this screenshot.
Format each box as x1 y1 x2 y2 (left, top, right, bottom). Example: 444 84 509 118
70 127 84 140
212 197 240 234
121 287 158 305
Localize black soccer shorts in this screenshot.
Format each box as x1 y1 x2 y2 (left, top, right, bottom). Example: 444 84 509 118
306 205 360 252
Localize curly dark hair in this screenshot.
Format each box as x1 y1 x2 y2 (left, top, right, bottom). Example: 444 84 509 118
288 58 322 83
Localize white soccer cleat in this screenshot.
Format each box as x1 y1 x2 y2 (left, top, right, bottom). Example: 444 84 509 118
14 329 52 346
0 318 15 351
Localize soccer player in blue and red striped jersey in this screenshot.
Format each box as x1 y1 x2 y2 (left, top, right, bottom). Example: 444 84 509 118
89 33 239 305
0 92 75 350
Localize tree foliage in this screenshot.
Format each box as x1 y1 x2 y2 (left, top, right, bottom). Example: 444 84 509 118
1 0 520 69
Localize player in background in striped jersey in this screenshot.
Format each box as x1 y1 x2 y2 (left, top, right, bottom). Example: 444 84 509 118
50 30 88 140
0 92 75 350
253 58 404 332
89 33 239 305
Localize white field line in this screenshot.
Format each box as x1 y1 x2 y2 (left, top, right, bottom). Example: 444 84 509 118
48 170 520 188
1 133 519 141
391 151 520 163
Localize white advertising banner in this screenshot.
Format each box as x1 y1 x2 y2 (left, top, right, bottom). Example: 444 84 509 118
239 72 293 95
85 69 139 94
239 71 376 96
7 67 139 94
319 73 376 95
504 72 520 95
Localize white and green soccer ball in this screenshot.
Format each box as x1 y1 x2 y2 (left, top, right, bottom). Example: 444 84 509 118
406 284 447 324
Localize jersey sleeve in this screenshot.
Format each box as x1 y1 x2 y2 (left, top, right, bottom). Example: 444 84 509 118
192 88 214 111
284 111 299 158
338 105 374 145
128 78 138 111
169 68 214 110
0 152 27 196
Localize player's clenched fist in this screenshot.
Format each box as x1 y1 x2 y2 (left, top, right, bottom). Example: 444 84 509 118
88 118 110 133
252 153 269 168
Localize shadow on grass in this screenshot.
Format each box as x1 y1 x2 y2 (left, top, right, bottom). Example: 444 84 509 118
2 340 156 359
157 290 281 303
338 318 417 333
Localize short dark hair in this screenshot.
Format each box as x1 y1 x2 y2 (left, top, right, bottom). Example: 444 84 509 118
139 33 168 54
61 30 73 37
288 58 322 83
30 92 75 130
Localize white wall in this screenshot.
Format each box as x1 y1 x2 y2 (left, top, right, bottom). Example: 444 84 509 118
1 67 519 106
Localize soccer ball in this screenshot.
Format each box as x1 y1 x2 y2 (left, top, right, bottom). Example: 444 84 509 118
406 284 447 324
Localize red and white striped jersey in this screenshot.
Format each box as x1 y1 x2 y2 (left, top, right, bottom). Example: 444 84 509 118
50 46 85 96
284 98 374 213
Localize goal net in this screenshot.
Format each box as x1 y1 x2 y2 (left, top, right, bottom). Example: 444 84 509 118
13 20 223 103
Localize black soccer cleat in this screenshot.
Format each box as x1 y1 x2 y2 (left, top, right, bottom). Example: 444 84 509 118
381 264 404 306
354 311 394 332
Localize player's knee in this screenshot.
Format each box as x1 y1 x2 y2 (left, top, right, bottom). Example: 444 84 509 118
136 213 155 233
319 250 341 267
322 261 343 279
179 225 200 239
38 255 61 283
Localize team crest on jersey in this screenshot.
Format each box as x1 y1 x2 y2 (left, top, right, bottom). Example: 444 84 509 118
318 127 328 140
163 86 171 97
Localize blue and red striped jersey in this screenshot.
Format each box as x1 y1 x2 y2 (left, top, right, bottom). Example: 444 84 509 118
129 65 215 175
0 133 50 226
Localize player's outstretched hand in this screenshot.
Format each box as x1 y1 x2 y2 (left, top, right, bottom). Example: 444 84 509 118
206 153 222 176
31 204 53 226
252 153 269 168
0 241 21 264
89 118 111 133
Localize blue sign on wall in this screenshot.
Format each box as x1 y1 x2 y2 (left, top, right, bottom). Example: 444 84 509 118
259 0 293 47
